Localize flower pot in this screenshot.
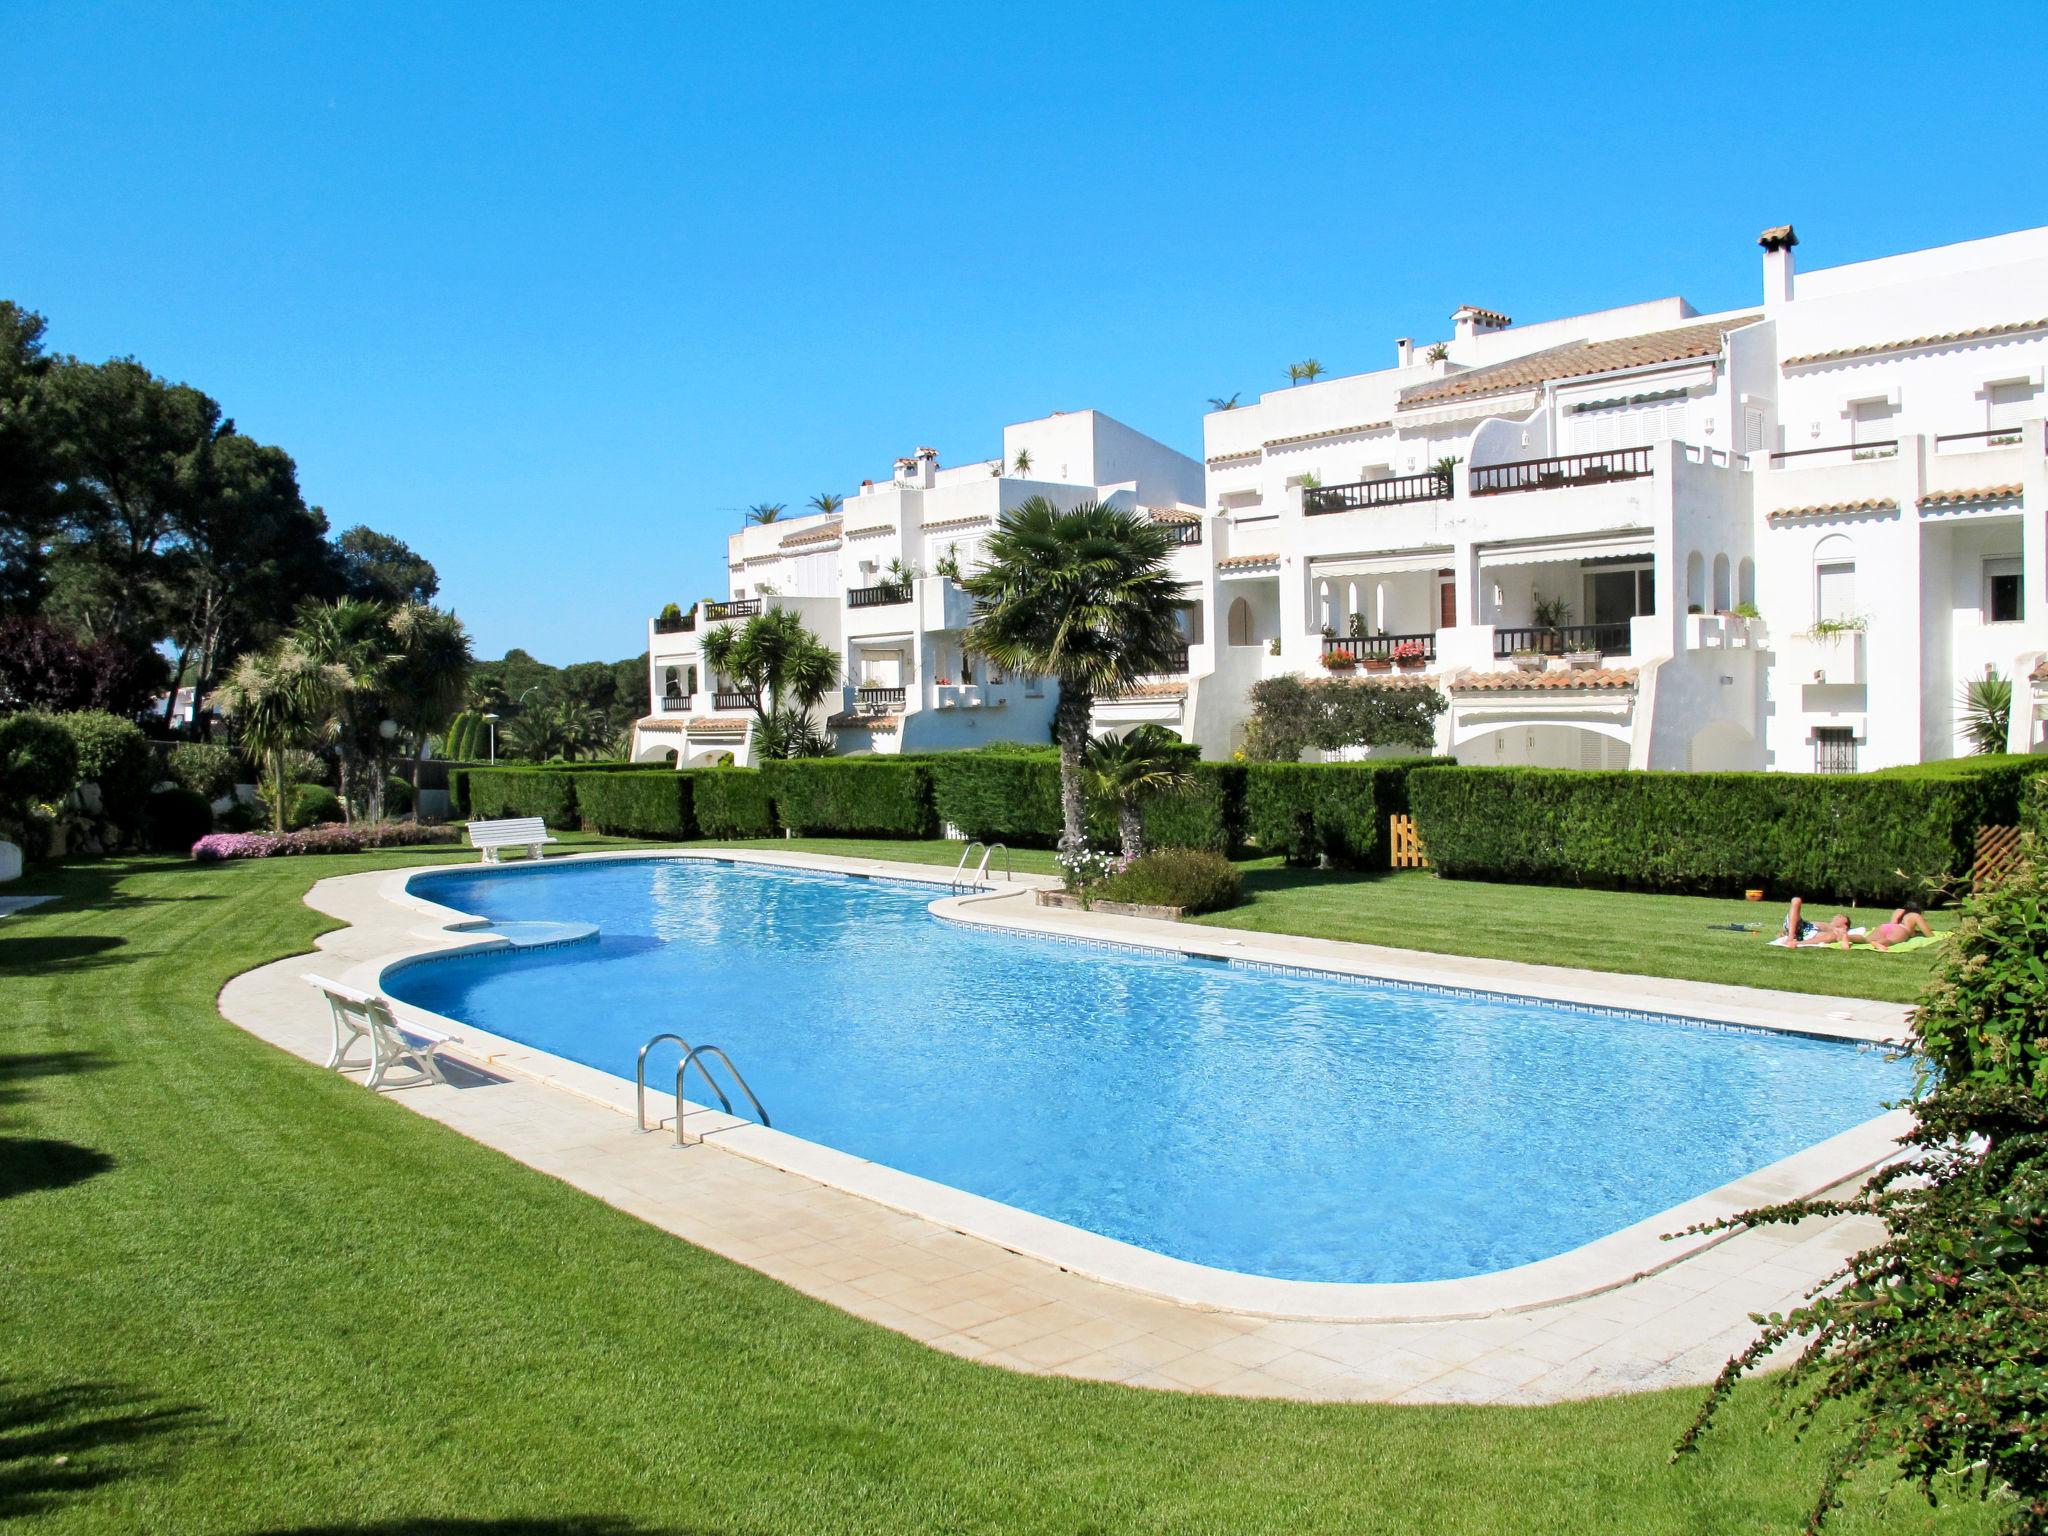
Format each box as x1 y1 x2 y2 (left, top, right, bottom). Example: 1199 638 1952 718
1361 659 1392 673
1511 655 1544 673
1744 888 1765 902
1564 650 1599 669
1394 659 1425 672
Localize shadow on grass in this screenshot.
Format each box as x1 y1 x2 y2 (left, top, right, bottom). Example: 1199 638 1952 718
0 1379 207 1521
0 1050 113 1108
0 1138 114 1199
250 1522 710 1535
0 933 130 974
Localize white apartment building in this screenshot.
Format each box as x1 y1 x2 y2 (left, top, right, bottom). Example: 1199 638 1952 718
1161 222 2048 770
629 409 1203 767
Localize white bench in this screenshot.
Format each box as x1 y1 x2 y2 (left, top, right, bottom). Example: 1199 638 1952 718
304 974 458 1090
466 816 557 863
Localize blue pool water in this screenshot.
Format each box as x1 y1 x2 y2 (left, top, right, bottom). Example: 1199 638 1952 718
389 858 1910 1284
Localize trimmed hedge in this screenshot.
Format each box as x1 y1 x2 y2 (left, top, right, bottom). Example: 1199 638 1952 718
1244 757 1446 868
56 710 153 827
764 758 936 838
290 784 344 828
2025 775 2047 844
1409 757 2048 904
464 768 579 829
691 768 776 838
574 770 694 838
929 749 1063 845
1134 763 1246 854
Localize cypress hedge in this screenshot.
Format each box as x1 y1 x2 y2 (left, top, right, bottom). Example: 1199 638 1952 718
573 770 694 838
763 758 936 838
1408 757 2048 904
1243 758 1445 868
1134 763 1246 853
691 768 777 838
928 749 1064 845
462 767 579 829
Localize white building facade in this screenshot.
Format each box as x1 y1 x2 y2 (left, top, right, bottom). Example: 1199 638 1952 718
629 410 1204 767
1156 222 2048 770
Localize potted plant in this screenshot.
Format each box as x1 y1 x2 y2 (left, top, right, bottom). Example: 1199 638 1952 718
1347 612 1369 638
1320 650 1358 672
1391 639 1428 671
1531 593 1574 652
1511 647 1545 673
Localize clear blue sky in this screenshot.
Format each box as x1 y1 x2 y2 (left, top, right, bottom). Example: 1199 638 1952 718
5 2 2043 664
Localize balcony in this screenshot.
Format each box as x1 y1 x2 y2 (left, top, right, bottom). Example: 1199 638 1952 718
653 612 695 635
847 583 912 609
712 690 758 711
1304 470 1452 515
854 686 906 712
1493 622 1632 659
1935 428 2025 455
1149 642 1191 675
1470 448 1652 496
1769 439 1898 470
1322 632 1437 664
660 692 688 713
703 599 762 622
1160 520 1203 546
1785 629 1867 686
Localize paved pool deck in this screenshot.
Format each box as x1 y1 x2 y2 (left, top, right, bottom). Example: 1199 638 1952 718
217 847 1909 1405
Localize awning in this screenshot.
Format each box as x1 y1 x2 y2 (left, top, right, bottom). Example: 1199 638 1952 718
1309 549 1454 580
1479 532 1652 569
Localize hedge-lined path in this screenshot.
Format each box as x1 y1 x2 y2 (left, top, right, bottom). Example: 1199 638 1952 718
1 845 1991 1533
224 847 1903 1404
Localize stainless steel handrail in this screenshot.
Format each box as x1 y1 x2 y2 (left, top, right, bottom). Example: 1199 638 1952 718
635 1031 691 1133
974 842 1011 884
674 1044 770 1147
953 840 987 892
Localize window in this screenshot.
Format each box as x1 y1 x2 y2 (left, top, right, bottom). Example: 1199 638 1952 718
1814 728 1858 774
1815 560 1857 623
1850 397 1897 447
1585 565 1655 623
1989 379 2038 433
1178 601 1204 645
1986 558 2024 624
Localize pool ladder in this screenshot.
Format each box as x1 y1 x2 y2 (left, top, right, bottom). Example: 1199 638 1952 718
634 1032 771 1147
951 840 1011 892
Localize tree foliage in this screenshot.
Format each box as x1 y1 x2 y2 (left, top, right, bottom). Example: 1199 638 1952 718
1244 675 1447 761
700 608 838 759
336 524 439 605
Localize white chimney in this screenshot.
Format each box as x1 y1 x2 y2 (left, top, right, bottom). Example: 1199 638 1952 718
1451 306 1511 342
1759 224 1797 310
1396 337 1413 367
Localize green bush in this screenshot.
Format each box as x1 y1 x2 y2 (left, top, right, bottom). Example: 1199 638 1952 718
464 768 578 828
764 758 935 837
0 714 80 809
2025 775 2047 844
290 783 345 828
929 748 1063 845
690 768 776 838
1912 853 2048 1089
1409 757 2048 904
1092 848 1243 913
167 741 238 802
1244 757 1446 868
55 710 154 826
144 786 215 852
383 775 414 816
1128 762 1245 853
574 770 693 838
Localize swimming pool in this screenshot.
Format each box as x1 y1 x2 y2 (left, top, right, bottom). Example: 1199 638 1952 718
388 858 1909 1285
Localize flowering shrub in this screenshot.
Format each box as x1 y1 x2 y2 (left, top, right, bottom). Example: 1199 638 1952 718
1390 639 1428 664
1055 845 1117 891
191 821 461 861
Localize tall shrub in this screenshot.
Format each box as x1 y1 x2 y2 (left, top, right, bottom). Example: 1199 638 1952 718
464 767 578 828
928 748 1063 846
0 714 80 810
690 768 775 838
54 710 154 828
573 770 693 838
763 758 935 837
1132 762 1245 853
1244 758 1444 867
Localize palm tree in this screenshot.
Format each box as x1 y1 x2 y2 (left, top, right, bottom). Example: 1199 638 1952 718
699 607 840 759
1011 448 1033 476
294 598 390 821
1086 726 1195 858
382 603 472 811
1207 393 1241 411
962 497 1185 855
807 492 843 516
1285 363 1304 387
744 502 786 525
1960 673 2013 754
209 642 343 831
506 695 607 762
1292 358 1324 385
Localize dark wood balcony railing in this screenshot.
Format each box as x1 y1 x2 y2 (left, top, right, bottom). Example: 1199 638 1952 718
1160 520 1203 545
711 690 757 711
1303 470 1452 514
703 599 762 621
1469 448 1652 496
1935 428 2025 449
855 686 906 711
660 692 688 711
1149 642 1191 675
1493 622 1632 657
653 613 695 634
1322 633 1437 663
1769 439 1897 465
847 583 912 608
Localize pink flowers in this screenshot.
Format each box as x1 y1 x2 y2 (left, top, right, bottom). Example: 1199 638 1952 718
1390 639 1428 664
191 822 461 861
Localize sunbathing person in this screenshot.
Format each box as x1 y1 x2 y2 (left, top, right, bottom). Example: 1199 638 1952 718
1864 901 1934 951
1781 896 1853 946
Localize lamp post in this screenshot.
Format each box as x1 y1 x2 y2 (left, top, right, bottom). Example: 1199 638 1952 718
483 713 500 764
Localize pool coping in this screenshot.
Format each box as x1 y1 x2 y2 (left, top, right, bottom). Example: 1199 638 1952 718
334 846 1914 1326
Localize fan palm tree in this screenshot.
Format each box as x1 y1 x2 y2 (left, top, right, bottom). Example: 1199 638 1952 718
962 497 1185 854
293 598 391 821
699 607 840 759
1011 448 1032 475
208 642 344 831
744 502 786 525
807 492 843 516
1290 358 1324 385
1207 393 1241 411
382 603 473 810
1959 673 2013 754
1086 726 1196 858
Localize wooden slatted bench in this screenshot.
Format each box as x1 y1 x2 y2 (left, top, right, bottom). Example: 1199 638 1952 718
466 816 557 863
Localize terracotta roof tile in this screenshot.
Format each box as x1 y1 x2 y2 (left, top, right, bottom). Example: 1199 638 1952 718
1146 507 1202 524
1217 552 1279 570
1767 497 1900 522
1758 224 1798 251
636 715 748 733
826 711 900 732
920 514 992 534
1917 483 2024 509
1454 305 1512 327
1319 671 1441 690
1263 420 1391 449
1104 682 1188 700
1400 315 1758 408
779 520 842 548
1450 668 1638 693
1205 448 1261 468
1783 316 2048 368
845 522 896 539
2034 659 2048 684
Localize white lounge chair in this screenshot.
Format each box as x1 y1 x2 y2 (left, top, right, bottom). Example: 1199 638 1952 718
303 974 456 1090
466 816 557 863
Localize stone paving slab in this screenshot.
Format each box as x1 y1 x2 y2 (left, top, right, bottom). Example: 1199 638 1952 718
213 847 1899 1404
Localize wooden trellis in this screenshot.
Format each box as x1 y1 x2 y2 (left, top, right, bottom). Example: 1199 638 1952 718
1390 813 1430 869
1974 824 2025 889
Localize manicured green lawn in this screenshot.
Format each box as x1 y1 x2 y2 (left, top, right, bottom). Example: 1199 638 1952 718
0 845 1990 1532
